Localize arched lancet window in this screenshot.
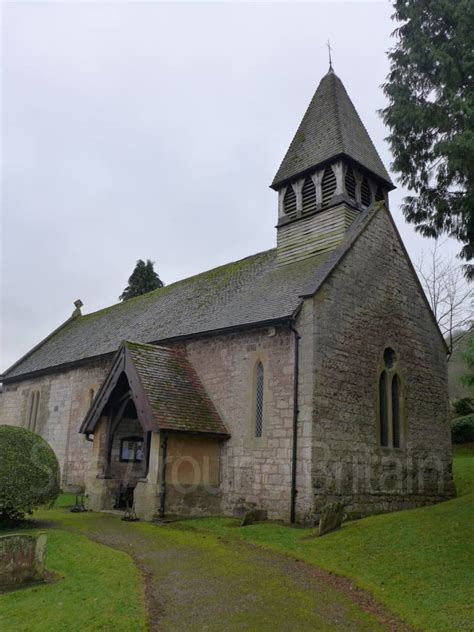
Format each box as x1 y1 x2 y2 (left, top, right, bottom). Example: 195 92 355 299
26 390 40 432
379 372 388 447
255 361 264 438
345 167 356 201
89 388 95 405
360 177 372 207
378 348 403 449
391 374 400 448
283 185 297 219
321 166 337 208
301 176 317 214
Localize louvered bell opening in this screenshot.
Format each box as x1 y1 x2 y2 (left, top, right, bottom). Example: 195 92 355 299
361 177 372 207
301 176 317 215
375 186 385 202
321 167 337 208
283 185 297 219
345 168 356 201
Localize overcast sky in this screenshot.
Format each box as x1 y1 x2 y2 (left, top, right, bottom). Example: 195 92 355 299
1 1 462 372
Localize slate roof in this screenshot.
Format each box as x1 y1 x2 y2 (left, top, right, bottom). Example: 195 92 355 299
80 341 229 436
2 204 386 381
2 248 327 379
127 342 228 435
271 69 393 189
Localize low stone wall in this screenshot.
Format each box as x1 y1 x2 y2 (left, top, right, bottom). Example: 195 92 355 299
0 533 47 587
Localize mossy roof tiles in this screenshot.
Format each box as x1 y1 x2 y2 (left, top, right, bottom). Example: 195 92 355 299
80 341 228 436
3 248 327 378
127 342 228 435
3 205 384 380
271 69 393 189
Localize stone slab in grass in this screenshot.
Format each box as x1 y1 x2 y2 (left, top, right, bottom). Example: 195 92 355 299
241 508 268 526
0 533 47 587
319 502 344 536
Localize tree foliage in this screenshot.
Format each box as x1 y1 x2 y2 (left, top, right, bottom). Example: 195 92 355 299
381 0 474 279
0 425 60 521
119 259 164 301
462 328 474 388
451 414 474 444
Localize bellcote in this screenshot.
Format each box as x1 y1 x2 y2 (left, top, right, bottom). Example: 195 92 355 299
273 67 395 266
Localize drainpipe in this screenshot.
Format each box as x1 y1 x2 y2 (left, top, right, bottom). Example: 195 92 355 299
288 320 301 524
159 434 168 519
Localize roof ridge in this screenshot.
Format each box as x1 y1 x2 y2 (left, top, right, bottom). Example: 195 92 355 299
124 340 172 352
3 245 329 380
333 74 392 182
271 69 393 189
80 248 276 320
330 72 345 153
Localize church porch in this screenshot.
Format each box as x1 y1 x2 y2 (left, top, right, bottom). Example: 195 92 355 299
80 341 229 521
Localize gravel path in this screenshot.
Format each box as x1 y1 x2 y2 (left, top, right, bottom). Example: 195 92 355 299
61 512 409 631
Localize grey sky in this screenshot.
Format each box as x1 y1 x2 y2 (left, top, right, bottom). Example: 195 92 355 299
0 1 460 372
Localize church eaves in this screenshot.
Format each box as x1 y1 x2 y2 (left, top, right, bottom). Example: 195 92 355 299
80 341 229 437
271 69 394 190
1 204 447 381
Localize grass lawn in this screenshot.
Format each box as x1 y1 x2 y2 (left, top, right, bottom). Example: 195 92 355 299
1 509 387 631
0 447 471 631
179 444 474 632
0 516 147 631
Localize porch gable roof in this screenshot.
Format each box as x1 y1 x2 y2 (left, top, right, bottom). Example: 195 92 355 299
80 341 229 437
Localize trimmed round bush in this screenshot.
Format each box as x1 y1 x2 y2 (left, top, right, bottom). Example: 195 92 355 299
451 414 474 444
0 425 60 521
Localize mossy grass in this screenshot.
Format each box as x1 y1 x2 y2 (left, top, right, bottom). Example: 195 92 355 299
1 446 471 630
1 508 382 631
178 445 474 632
0 518 146 631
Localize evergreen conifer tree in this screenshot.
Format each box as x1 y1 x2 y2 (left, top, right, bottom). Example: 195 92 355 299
119 259 164 301
381 0 474 279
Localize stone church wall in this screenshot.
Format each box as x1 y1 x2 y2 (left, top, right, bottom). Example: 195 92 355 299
184 323 314 521
0 324 314 521
311 206 454 517
0 359 110 488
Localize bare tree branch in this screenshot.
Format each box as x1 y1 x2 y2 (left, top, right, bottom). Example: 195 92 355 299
416 240 473 359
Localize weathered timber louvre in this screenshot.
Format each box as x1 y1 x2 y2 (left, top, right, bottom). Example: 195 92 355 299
375 186 385 202
321 166 337 208
301 176 317 215
345 168 356 201
361 177 372 207
276 205 358 266
284 185 297 218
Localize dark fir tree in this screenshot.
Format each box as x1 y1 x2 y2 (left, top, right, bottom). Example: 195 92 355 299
381 0 474 279
119 259 164 301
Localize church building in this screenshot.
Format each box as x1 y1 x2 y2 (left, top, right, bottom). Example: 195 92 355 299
0 66 454 522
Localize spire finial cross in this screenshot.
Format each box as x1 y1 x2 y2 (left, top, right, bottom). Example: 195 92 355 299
326 39 333 70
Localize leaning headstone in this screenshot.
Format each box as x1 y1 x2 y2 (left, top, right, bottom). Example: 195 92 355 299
318 502 344 536
240 508 267 526
0 533 47 588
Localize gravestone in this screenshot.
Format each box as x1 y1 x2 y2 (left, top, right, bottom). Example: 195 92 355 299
0 533 47 587
318 502 344 536
240 508 268 526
